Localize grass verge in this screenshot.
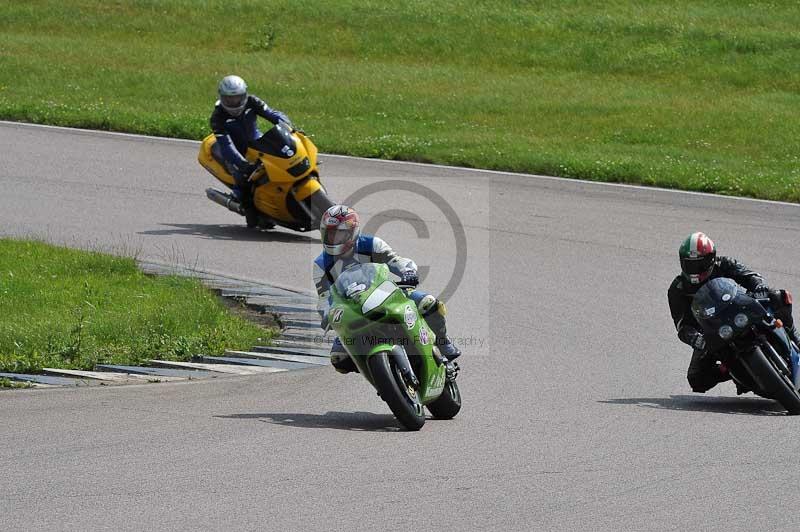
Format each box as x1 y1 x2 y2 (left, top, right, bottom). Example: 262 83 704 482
1 1 799 200
0 238 274 374
0 378 33 389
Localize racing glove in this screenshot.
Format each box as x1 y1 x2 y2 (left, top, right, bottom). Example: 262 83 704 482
690 332 706 351
752 285 771 300
399 271 419 287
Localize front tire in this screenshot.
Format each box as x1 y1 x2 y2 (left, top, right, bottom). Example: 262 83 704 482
368 352 425 431
307 187 334 227
742 344 800 415
426 377 461 420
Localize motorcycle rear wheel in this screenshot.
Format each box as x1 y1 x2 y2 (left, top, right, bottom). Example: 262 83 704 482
426 378 461 420
742 344 800 415
369 352 426 431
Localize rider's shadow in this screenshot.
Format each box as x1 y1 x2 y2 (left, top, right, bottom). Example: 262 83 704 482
599 395 786 416
138 223 319 243
214 411 404 431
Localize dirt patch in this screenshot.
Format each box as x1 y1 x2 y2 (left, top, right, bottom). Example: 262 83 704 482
216 293 280 329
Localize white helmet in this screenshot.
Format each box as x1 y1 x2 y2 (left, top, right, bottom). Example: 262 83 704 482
218 75 248 116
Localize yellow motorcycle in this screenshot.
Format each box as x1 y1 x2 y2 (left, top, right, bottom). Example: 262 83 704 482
198 122 334 231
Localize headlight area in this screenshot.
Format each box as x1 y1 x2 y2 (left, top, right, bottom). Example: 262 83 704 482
718 325 734 340
734 313 749 328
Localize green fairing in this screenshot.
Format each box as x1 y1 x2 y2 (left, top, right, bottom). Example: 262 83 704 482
329 263 447 404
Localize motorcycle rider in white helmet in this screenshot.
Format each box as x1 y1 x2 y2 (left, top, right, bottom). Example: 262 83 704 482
198 75 291 228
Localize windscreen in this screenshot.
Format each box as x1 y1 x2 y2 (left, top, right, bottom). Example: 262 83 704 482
249 122 297 158
691 277 741 322
333 263 380 299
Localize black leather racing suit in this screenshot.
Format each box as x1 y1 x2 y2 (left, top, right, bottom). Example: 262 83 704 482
668 256 796 393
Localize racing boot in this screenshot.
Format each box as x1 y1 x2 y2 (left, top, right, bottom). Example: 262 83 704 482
418 296 461 362
330 352 357 374
244 208 260 229
256 214 276 230
776 313 800 350
231 185 243 201
436 336 461 361
238 189 261 229
769 289 800 348
330 338 357 374
785 325 800 350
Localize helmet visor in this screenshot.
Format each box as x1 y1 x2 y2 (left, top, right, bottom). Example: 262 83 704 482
221 94 246 109
681 255 714 275
324 227 356 246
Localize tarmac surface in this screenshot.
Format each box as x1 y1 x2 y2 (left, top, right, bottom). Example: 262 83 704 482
2 121 800 531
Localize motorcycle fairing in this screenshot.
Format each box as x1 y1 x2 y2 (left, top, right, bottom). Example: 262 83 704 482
696 278 800 392
330 263 447 404
769 327 800 389
198 133 238 187
244 126 322 222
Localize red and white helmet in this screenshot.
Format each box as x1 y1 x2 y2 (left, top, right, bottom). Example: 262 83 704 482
320 205 360 256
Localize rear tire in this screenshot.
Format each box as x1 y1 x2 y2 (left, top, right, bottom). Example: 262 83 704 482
426 378 461 420
368 353 425 431
742 344 800 415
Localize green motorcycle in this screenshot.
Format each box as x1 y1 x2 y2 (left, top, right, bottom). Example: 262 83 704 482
328 262 462 430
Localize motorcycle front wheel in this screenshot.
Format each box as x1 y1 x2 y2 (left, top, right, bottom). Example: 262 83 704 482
305 186 334 227
742 344 800 415
369 352 426 431
286 183 334 229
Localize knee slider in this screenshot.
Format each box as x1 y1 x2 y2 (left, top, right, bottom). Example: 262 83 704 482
780 289 793 313
769 290 794 323
417 295 438 315
687 373 712 393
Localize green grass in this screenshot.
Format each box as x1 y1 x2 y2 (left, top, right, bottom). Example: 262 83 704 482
0 239 274 373
2 1 800 200
0 377 33 389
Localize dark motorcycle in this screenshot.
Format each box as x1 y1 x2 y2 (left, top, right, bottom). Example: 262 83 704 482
691 277 800 414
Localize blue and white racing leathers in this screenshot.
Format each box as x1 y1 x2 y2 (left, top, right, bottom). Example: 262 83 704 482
312 234 456 364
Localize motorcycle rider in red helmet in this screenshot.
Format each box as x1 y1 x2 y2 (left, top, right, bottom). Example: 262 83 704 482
669 232 798 392
313 205 461 374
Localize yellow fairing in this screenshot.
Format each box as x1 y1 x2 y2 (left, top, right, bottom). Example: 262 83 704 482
293 176 322 201
198 134 235 187
252 181 291 220
298 133 319 171
246 131 321 222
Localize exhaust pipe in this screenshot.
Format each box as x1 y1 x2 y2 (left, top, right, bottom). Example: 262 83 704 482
206 188 243 215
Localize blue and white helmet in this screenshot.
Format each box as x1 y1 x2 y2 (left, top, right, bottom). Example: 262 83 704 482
218 75 248 116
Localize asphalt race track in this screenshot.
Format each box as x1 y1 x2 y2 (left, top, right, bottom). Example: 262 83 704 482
2 121 800 531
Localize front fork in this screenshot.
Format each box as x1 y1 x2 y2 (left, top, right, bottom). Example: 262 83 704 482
291 176 332 223
752 332 799 389
389 345 419 390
